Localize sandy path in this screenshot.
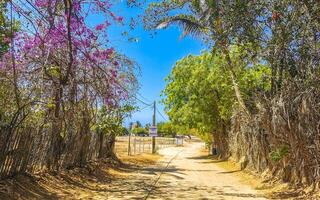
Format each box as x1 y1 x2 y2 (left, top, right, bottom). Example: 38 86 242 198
146 141 267 200
2 140 267 199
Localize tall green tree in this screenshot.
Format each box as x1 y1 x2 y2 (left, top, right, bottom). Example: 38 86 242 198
144 0 320 111
163 48 270 155
157 122 176 137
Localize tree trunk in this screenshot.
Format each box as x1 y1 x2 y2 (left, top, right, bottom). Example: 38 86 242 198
222 49 250 116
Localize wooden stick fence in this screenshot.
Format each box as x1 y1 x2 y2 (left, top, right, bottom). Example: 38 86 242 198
115 136 177 156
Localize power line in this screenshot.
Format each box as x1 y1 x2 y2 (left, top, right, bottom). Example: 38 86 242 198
137 92 152 104
138 104 152 112
135 96 152 106
156 108 168 122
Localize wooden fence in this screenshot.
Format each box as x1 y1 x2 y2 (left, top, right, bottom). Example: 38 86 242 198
0 126 114 179
115 136 177 156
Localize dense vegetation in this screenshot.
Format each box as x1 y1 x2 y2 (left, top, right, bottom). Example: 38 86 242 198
0 1 11 57
1 0 320 192
163 49 270 155
0 0 137 178
144 0 320 187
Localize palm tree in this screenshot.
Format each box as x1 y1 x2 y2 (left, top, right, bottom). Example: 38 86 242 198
129 122 134 130
135 120 142 128
151 0 249 115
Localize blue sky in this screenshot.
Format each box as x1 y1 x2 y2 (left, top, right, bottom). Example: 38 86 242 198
108 2 205 127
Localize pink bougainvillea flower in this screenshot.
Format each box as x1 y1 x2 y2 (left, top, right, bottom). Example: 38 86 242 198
95 24 105 31
0 0 134 108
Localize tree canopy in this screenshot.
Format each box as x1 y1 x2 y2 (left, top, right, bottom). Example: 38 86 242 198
163 47 270 143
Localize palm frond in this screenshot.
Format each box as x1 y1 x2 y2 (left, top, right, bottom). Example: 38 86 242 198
156 15 205 38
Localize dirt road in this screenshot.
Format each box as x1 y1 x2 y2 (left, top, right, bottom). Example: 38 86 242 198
0 140 268 199
144 140 267 200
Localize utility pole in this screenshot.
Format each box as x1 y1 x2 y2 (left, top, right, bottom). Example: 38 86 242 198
152 101 156 126
152 101 156 154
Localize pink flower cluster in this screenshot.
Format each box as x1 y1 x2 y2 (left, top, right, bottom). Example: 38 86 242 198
0 0 131 107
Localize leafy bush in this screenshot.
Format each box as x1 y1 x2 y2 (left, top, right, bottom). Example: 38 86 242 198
270 145 290 162
157 122 176 138
132 127 148 136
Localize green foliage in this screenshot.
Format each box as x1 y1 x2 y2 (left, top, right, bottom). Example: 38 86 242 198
118 126 130 136
132 127 148 136
135 120 142 128
0 1 10 56
47 66 61 78
94 104 136 136
145 0 320 94
157 122 176 138
144 123 151 130
0 1 19 57
0 77 14 124
270 145 290 162
162 46 270 142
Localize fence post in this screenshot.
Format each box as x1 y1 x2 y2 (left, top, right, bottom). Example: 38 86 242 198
133 136 136 155
128 134 131 156
143 138 145 152
139 138 141 154
152 136 156 154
